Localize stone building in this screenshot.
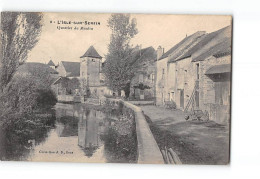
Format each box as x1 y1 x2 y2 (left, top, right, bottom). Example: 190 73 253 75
52 61 81 98
80 46 111 100
155 25 232 124
56 61 80 78
156 31 206 105
129 46 157 100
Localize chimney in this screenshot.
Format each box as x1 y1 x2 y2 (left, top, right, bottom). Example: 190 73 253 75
157 46 164 60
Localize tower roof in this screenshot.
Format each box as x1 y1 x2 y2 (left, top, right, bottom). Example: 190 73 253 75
47 60 55 66
80 46 102 59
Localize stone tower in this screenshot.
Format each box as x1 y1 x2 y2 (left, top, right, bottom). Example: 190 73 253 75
80 46 102 88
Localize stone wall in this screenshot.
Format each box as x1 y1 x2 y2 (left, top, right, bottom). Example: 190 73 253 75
106 98 164 164
199 55 231 110
198 55 231 124
156 54 231 123
155 57 168 105
174 57 197 109
80 56 102 87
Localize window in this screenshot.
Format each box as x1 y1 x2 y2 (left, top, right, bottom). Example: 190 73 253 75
171 92 174 101
92 59 95 62
82 72 84 76
196 64 199 79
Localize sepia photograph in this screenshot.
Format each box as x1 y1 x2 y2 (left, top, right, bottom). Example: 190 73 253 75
0 12 232 164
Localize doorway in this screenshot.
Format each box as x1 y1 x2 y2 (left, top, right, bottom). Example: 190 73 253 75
180 89 184 108
195 90 199 108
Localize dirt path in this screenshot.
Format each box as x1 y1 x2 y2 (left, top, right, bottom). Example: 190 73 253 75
140 105 230 165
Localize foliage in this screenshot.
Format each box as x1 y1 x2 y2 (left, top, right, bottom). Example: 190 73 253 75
0 74 57 115
27 64 55 88
103 14 138 97
60 77 80 95
0 110 56 161
35 89 57 109
67 78 80 94
0 75 39 113
165 100 177 110
100 107 137 163
133 83 150 90
0 12 43 92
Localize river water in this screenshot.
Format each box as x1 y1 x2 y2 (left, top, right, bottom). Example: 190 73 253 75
0 103 137 163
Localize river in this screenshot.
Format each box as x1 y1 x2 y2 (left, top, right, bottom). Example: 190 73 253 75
0 103 137 163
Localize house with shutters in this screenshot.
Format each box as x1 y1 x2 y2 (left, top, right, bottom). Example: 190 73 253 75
52 61 81 98
129 46 157 100
155 31 206 106
155 25 232 124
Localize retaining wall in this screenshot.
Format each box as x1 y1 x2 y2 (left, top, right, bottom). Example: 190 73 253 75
106 98 164 164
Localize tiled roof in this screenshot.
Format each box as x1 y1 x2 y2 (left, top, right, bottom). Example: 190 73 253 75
18 62 58 74
129 46 156 65
47 60 55 66
167 25 232 63
158 31 206 61
167 32 206 63
61 61 80 77
205 64 231 75
191 25 232 62
80 46 102 59
213 50 231 58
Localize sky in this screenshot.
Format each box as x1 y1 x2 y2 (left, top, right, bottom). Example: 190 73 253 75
27 12 232 64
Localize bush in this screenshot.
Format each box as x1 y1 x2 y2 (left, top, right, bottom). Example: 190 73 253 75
35 89 57 109
165 100 177 109
0 74 57 113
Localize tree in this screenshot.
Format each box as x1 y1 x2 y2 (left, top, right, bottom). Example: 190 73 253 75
66 78 80 95
104 14 138 97
0 12 43 92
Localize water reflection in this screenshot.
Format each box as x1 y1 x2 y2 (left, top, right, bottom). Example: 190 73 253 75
0 103 137 163
78 110 105 157
0 110 56 161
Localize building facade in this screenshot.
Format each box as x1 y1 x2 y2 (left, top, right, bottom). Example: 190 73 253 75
129 46 157 100
155 25 232 124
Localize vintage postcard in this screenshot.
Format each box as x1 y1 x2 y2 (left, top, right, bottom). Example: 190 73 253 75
0 12 232 164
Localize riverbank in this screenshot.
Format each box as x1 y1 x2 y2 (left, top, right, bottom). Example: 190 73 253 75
141 105 230 165
105 99 164 164
0 108 56 161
